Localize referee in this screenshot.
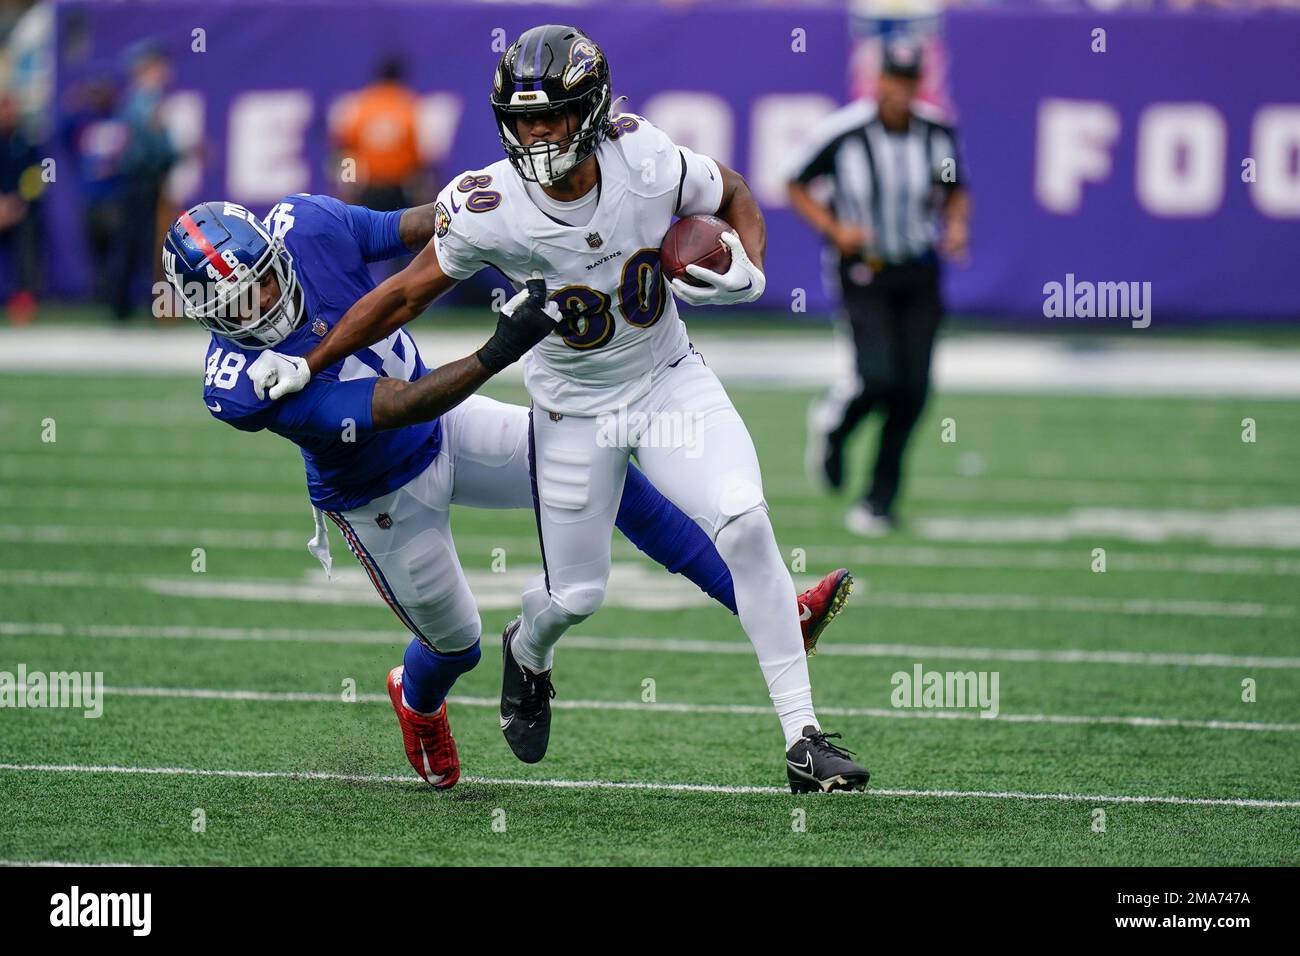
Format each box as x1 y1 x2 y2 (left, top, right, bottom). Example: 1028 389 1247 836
788 40 969 536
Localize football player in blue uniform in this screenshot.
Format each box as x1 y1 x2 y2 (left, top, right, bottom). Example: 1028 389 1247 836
163 195 850 790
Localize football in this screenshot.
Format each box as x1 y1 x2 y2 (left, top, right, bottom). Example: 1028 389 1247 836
660 214 733 287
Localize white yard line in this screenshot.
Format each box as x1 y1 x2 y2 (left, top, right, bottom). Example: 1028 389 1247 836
3 471 1289 508
7 325 1300 397
0 486 308 516
1 568 1291 619
6 481 1296 526
1 761 1295 809
9 524 1300 577
858 591 1294 618
84 685 1300 734
0 457 301 487
6 620 1299 669
809 544 1300 577
0 859 153 868
0 567 714 611
7 451 1297 492
0 524 309 549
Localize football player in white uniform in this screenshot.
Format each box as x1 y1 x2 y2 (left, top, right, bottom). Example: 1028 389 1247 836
250 25 866 793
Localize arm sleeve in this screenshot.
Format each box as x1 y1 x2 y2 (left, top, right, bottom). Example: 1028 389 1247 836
265 377 379 439
343 203 408 262
674 146 725 217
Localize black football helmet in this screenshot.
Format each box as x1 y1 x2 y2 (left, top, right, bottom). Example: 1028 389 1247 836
490 24 613 186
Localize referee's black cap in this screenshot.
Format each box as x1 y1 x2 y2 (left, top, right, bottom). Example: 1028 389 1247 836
881 38 924 79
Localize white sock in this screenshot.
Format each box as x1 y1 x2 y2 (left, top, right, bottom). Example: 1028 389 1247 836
513 575 560 673
714 510 818 749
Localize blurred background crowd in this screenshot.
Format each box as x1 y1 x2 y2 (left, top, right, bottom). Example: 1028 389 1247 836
0 0 1296 327
4 1 1296 532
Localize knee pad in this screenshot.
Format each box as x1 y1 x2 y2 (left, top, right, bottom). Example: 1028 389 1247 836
418 616 482 655
552 582 607 622
717 505 772 550
715 477 767 535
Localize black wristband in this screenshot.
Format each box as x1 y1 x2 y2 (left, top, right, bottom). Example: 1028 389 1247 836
475 341 511 374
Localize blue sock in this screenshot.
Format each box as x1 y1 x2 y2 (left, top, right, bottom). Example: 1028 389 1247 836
615 464 738 615
400 637 481 713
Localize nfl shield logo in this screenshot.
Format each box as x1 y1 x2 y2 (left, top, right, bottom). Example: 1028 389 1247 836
585 232 603 249
311 318 328 337
375 513 393 529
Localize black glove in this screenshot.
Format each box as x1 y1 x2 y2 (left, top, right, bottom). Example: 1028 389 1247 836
476 276 560 373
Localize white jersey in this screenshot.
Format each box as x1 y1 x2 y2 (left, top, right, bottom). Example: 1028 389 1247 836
433 115 724 415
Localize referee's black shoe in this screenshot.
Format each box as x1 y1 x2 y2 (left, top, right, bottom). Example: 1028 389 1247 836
786 726 870 793
499 616 555 764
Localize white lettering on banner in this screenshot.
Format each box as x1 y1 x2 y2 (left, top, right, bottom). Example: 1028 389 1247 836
1035 98 1121 214
227 91 314 202
134 87 852 215
1251 105 1300 217
1039 97 1300 219
1136 103 1226 216
160 91 205 204
642 91 734 167
749 93 837 206
416 93 465 166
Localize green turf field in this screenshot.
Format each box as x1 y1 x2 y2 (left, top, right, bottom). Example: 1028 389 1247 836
1 368 1298 865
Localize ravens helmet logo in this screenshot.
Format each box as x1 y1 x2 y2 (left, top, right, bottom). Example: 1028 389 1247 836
563 38 601 90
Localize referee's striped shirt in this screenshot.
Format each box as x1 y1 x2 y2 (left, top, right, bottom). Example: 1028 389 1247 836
789 99 964 266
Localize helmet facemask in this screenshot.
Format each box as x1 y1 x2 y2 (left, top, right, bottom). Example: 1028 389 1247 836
494 85 611 187
168 221 303 349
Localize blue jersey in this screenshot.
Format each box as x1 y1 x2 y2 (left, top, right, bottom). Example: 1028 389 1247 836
202 194 441 511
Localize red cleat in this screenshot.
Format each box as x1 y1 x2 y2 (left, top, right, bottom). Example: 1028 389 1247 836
386 665 460 790
6 290 36 326
797 568 854 657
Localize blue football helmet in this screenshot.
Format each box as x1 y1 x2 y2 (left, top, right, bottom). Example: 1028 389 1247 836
162 201 301 348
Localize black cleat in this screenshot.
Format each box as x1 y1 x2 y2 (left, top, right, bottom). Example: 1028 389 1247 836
499 616 555 764
786 725 870 793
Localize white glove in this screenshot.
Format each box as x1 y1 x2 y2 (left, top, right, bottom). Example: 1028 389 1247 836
669 231 766 306
248 350 311 401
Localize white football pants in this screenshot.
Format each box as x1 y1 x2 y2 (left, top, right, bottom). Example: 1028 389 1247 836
322 395 533 654
516 353 817 746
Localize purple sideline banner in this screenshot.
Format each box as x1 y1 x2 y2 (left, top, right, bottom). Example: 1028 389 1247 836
945 9 1300 319
46 3 1300 318
48 1 852 311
